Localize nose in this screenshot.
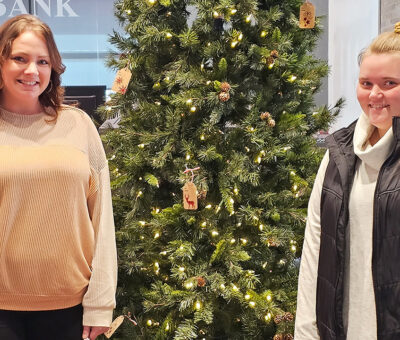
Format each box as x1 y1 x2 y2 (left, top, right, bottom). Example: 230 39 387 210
369 85 383 99
25 62 38 75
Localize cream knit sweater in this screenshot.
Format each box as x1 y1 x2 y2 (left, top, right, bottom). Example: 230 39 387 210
0 105 117 327
295 112 394 339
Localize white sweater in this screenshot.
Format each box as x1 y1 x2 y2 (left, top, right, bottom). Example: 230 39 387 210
294 112 394 339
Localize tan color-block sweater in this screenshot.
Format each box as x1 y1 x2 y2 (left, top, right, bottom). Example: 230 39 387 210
0 105 117 327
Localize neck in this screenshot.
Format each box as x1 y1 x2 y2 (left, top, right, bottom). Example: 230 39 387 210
0 93 43 115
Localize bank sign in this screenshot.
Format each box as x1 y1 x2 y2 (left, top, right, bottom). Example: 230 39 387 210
0 0 117 34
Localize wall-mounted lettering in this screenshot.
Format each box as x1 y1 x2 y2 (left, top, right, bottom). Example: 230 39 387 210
0 0 79 17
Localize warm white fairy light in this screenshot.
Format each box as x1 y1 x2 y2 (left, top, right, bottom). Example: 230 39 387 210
165 76 170 81
190 106 197 113
230 238 236 244
232 284 239 291
245 294 251 300
298 90 302 94
249 301 256 307
165 323 170 331
238 33 243 41
283 146 291 151
237 222 242 227
245 14 252 22
216 206 221 213
205 204 212 209
139 220 146 226
256 156 262 164
147 319 153 326
230 198 235 204
166 32 173 39
265 313 272 321
200 134 205 140
186 154 191 160
262 261 268 268
179 266 185 272
213 11 220 18
291 245 297 252
106 106 112 112
138 143 145 148
268 63 274 69
125 9 132 14
201 221 207 228
267 294 272 301
185 282 194 289
230 8 237 14
259 224 264 231
186 98 193 105
160 251 167 255
220 283 226 289
211 230 219 236
154 232 160 239
206 80 211 85
231 41 238 48
289 75 297 82
250 127 255 132
234 188 239 195
137 191 143 197
155 101 161 105
241 238 248 245
293 184 298 191
200 63 204 70
260 30 267 37
195 301 202 310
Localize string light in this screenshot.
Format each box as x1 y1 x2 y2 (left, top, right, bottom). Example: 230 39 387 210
160 251 167 255
230 8 237 14
237 222 242 227
291 245 297 252
265 313 272 321
241 238 248 245
186 98 193 105
155 101 161 105
245 14 252 23
195 301 202 310
185 282 194 289
166 32 173 39
260 30 267 37
200 63 204 70
190 106 197 113
245 294 251 300
231 41 238 48
220 284 226 289
139 221 146 226
206 80 211 85
201 221 207 228
268 63 274 69
137 191 143 197
259 224 264 231
200 134 205 140
288 75 297 82
238 33 243 41
125 9 132 14
230 198 234 204
165 323 170 331
211 230 219 236
186 154 191 160
249 301 256 307
147 319 153 326
154 232 160 239
232 284 239 291
267 294 272 301
230 238 236 244
205 204 212 209
213 11 220 18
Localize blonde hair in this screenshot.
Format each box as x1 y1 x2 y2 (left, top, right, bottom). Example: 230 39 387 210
0 14 65 118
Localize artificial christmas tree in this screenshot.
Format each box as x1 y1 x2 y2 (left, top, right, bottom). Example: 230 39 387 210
102 0 342 338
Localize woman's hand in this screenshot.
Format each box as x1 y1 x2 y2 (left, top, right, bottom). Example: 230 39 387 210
82 325 109 340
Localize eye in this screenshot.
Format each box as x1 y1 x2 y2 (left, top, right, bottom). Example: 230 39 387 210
384 80 397 87
12 56 25 62
38 59 49 65
360 80 372 87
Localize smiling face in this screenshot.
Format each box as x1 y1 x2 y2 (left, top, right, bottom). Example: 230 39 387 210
357 53 400 136
0 30 52 114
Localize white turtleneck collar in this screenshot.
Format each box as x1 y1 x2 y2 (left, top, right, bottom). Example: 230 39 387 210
353 111 394 171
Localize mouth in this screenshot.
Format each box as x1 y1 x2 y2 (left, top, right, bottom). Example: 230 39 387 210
369 104 389 109
17 80 39 86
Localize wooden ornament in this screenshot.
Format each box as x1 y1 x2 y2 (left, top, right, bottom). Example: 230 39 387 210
299 1 315 29
183 182 198 210
104 315 125 338
112 67 132 94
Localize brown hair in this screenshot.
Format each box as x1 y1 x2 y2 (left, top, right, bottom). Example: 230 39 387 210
0 14 65 118
359 23 400 65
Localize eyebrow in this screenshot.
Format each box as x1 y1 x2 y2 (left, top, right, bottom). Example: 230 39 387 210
10 52 50 58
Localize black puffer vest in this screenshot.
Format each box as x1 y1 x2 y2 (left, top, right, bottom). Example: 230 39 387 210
316 117 400 340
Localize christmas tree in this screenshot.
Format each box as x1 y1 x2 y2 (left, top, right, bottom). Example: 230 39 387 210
102 0 341 338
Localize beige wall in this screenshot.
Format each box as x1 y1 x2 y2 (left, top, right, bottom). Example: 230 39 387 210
381 0 400 32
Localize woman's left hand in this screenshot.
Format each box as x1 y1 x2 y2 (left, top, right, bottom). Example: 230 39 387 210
82 325 109 340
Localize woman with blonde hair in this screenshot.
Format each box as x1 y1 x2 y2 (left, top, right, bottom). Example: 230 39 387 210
0 14 117 340
295 22 400 340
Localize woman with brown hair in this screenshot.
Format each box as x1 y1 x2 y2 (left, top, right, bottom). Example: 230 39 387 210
0 14 117 340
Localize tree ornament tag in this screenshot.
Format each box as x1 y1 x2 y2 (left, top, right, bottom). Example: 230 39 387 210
104 315 125 338
112 67 132 94
299 1 315 29
183 182 198 210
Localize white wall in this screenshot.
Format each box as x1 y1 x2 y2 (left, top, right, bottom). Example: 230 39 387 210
329 0 380 132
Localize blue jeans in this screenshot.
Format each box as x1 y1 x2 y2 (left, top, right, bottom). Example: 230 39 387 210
0 304 83 340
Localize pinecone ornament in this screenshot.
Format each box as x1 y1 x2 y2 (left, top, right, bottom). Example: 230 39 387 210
218 91 230 102
274 314 284 324
260 112 271 120
284 312 294 322
220 82 231 92
273 334 284 340
196 276 206 287
284 334 294 340
266 56 275 65
268 118 276 127
270 50 279 59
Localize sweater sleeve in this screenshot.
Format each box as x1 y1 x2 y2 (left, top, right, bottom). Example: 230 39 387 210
82 117 118 327
294 151 329 340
